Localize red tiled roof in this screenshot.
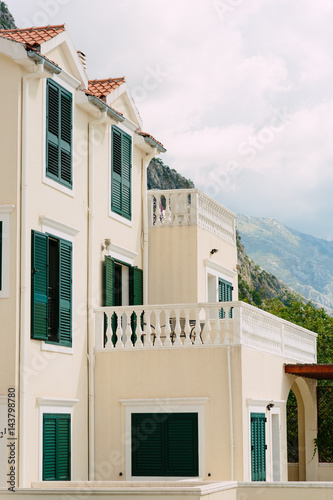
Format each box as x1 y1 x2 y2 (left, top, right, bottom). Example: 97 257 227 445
138 131 165 149
88 78 126 98
0 24 65 47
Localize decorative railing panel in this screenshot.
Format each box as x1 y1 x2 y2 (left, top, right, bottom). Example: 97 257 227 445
94 301 317 363
148 189 236 245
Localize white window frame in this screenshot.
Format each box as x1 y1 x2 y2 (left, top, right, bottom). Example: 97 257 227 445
39 216 79 354
246 399 283 482
0 205 15 298
120 397 208 481
42 74 75 198
108 123 133 227
205 259 236 303
37 398 78 482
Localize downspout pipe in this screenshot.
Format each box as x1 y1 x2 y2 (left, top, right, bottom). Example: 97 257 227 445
142 150 156 305
87 110 107 481
19 61 45 488
227 344 234 480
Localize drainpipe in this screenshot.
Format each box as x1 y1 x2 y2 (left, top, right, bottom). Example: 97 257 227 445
142 150 156 305
88 110 107 480
227 344 234 480
19 61 45 487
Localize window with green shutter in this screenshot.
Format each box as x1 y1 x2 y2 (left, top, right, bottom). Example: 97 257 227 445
31 231 72 346
104 257 143 345
251 412 266 481
132 413 198 477
43 413 71 481
218 278 233 319
46 79 72 189
111 126 132 219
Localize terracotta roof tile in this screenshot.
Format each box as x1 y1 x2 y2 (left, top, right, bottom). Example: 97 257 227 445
138 131 165 149
0 24 65 47
88 77 126 98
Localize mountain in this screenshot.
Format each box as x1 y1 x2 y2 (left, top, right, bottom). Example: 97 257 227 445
147 157 194 190
237 215 333 312
0 2 16 30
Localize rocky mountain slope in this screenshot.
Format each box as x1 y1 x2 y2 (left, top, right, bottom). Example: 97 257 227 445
148 158 297 306
147 158 194 190
237 215 333 311
0 2 16 30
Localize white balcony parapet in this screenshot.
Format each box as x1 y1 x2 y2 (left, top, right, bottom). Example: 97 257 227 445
94 301 317 363
148 189 236 245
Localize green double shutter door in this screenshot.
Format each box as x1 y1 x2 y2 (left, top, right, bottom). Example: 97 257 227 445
31 230 72 346
43 413 71 481
104 257 143 307
251 412 266 481
46 79 72 188
218 278 233 318
111 126 132 219
132 413 198 477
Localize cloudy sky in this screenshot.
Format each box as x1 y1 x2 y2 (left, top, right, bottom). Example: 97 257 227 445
8 0 333 240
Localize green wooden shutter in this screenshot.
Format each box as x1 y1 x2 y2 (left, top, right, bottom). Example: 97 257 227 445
111 126 131 219
43 413 71 481
219 278 233 319
167 413 198 476
104 256 115 307
59 238 72 347
0 221 2 291
129 267 143 306
57 415 71 480
43 414 57 480
111 127 122 213
31 231 49 340
46 79 72 188
122 134 131 218
132 413 198 477
251 413 266 481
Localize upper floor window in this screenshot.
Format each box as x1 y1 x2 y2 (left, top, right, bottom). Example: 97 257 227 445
46 79 73 189
219 277 233 318
31 230 72 347
111 126 132 220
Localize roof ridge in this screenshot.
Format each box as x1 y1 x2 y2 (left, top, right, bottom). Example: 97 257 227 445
0 24 65 33
88 77 126 83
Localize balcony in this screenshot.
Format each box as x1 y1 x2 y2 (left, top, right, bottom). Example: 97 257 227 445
147 189 236 246
94 301 317 363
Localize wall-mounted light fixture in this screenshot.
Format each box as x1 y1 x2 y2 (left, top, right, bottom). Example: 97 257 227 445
210 248 218 255
101 238 111 251
266 403 275 411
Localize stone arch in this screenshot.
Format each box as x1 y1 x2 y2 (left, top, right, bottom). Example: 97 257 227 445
286 377 317 481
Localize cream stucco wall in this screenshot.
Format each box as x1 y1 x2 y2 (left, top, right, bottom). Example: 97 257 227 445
148 225 238 305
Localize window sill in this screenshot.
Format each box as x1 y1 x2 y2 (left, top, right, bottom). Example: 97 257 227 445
43 176 74 198
109 211 133 227
41 342 73 355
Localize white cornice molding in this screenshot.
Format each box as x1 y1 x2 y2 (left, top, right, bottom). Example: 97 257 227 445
120 397 209 407
108 243 138 265
40 216 79 237
0 204 15 214
247 399 285 407
37 398 79 408
205 259 237 279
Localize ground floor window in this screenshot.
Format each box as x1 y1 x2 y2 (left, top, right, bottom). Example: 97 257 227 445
131 413 198 477
43 413 71 480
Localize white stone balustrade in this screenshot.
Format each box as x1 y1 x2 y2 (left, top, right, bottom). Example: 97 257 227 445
148 189 236 245
94 301 317 363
